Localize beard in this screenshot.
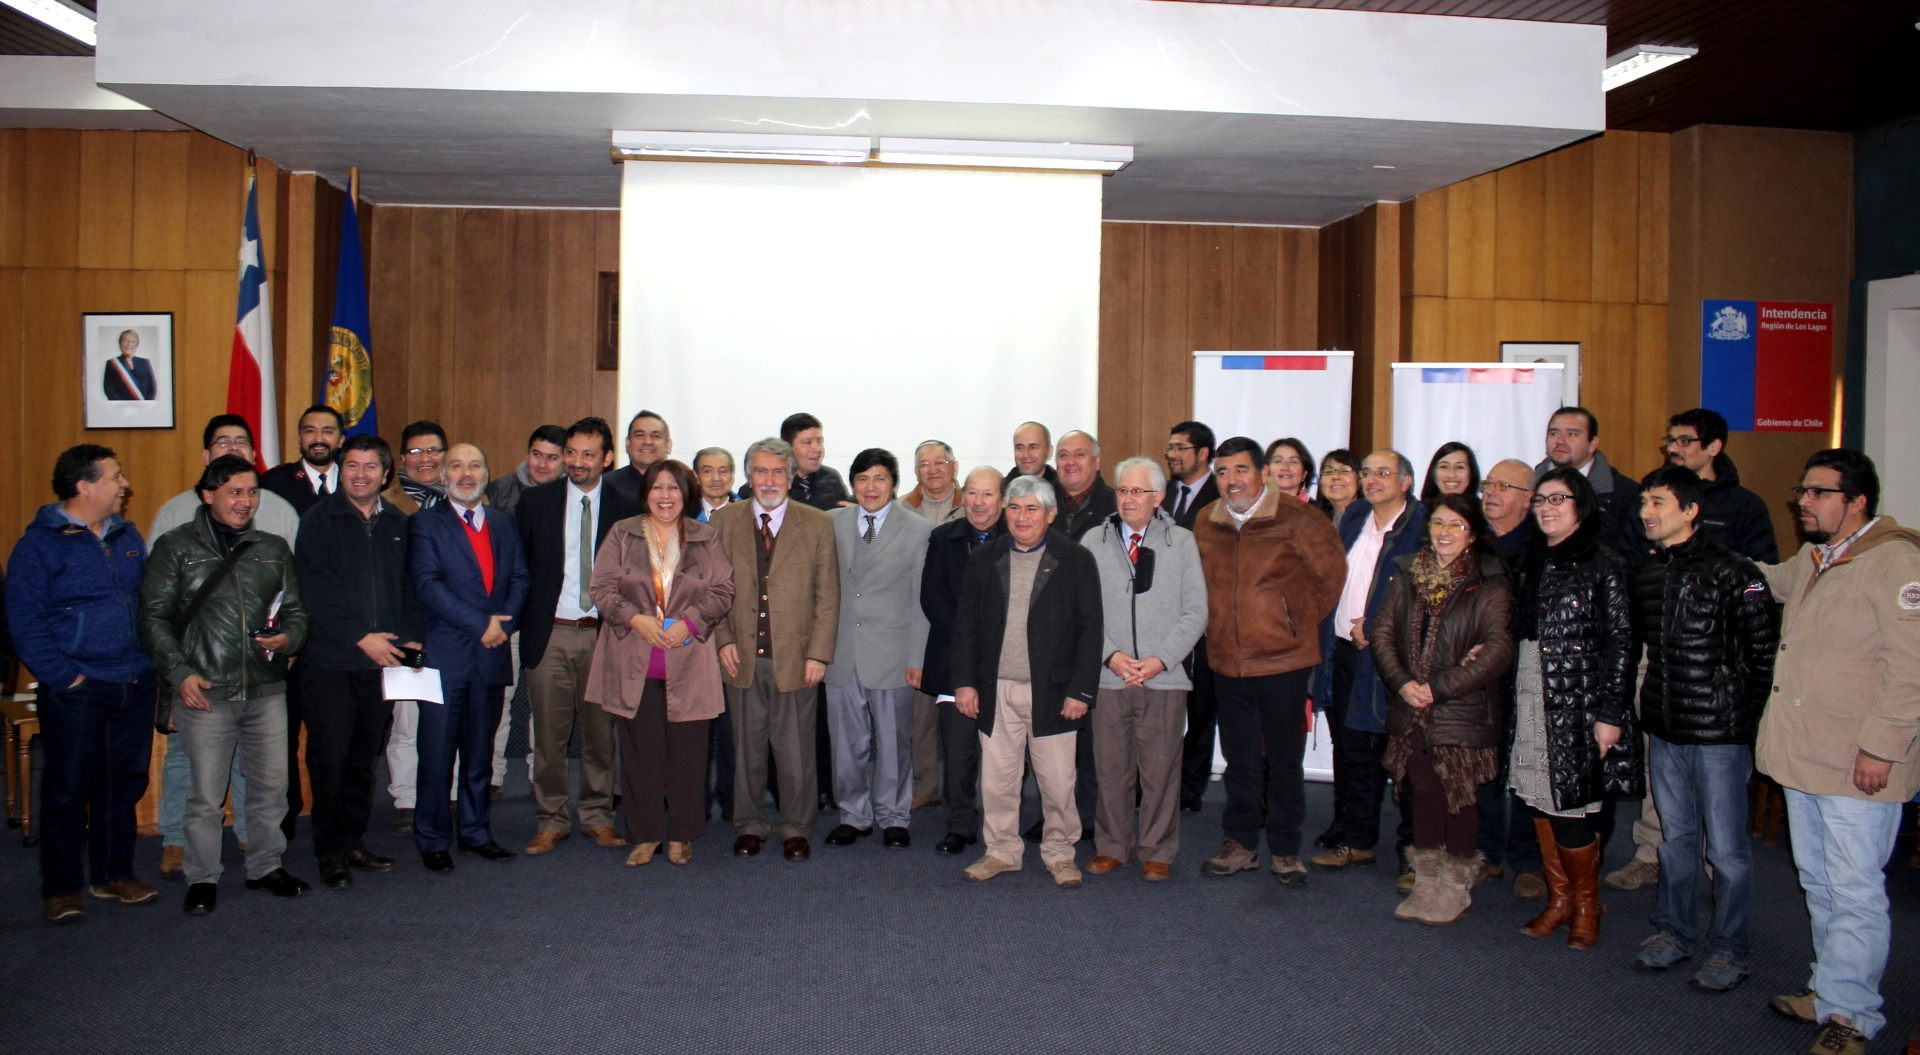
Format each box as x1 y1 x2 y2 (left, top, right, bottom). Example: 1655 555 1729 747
305 444 339 466
1803 528 1833 544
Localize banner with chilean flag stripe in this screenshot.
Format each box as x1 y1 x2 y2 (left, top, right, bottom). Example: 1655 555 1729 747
1391 362 1565 483
1193 351 1354 488
225 169 277 471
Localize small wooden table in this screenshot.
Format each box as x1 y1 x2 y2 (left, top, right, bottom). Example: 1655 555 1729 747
3 696 40 842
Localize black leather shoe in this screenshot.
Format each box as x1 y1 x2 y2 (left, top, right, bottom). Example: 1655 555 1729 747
824 824 872 847
421 851 455 873
347 847 395 872
319 857 353 889
934 833 976 855
183 883 217 915
244 868 311 898
882 827 911 849
1313 824 1346 850
1180 799 1203 814
459 840 516 862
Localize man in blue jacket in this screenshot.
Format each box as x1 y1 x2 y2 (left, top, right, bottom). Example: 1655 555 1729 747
5 445 157 922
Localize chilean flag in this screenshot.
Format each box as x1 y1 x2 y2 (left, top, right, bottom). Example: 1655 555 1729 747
226 169 277 471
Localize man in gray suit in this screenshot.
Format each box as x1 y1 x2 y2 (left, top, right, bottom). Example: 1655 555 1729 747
824 449 933 850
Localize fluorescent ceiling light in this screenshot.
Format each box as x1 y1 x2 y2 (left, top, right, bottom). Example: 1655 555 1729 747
611 130 869 165
876 138 1133 173
1602 44 1696 92
1 0 96 46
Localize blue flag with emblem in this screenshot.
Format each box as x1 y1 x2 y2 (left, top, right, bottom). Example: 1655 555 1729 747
325 187 378 438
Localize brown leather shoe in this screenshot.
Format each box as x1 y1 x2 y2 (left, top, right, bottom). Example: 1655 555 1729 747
159 845 184 878
585 827 628 848
782 836 811 862
733 834 763 857
625 842 659 867
524 830 569 855
667 841 693 865
89 878 159 905
1562 838 1605 950
1141 861 1171 881
45 894 84 922
1085 855 1123 874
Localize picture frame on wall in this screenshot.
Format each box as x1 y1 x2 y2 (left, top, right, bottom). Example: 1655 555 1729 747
84 312 175 430
1500 341 1580 408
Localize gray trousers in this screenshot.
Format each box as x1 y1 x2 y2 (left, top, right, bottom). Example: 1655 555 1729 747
528 624 617 832
1092 685 1186 864
729 658 820 840
826 675 915 829
174 691 289 884
911 691 940 803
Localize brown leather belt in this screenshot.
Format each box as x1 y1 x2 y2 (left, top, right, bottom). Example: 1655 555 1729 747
551 616 600 629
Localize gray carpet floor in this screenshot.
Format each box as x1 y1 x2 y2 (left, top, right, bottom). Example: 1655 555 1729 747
4 762 1916 1054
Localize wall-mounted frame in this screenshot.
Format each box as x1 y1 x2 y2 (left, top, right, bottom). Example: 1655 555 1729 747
1500 341 1580 408
85 312 175 430
596 271 619 371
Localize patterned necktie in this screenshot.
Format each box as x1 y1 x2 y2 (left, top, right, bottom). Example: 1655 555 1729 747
579 495 593 609
1128 531 1142 565
975 530 990 547
760 512 773 551
863 515 876 543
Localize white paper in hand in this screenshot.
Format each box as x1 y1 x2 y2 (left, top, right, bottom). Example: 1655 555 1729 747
382 666 445 704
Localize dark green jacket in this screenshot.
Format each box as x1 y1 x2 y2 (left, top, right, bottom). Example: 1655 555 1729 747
140 508 309 700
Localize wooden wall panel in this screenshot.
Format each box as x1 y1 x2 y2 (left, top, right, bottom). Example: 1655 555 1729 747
76 131 134 270
1445 173 1497 300
130 132 190 272
1589 132 1642 305
0 130 26 268
1493 163 1545 301
1541 139 1595 303
22 128 79 269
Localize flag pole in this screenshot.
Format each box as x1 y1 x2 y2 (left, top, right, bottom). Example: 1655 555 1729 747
349 165 359 205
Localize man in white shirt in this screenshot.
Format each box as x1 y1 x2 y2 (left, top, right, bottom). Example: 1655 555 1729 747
261 404 345 518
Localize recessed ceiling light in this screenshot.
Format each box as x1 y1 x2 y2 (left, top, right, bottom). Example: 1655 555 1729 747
1372 164 1397 170
1602 45 1697 92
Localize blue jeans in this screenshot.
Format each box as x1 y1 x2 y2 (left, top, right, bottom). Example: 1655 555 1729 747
1783 788 1901 1040
159 731 248 846
36 674 155 898
1648 736 1753 961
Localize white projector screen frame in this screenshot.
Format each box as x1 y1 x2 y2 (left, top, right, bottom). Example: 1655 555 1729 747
617 161 1103 489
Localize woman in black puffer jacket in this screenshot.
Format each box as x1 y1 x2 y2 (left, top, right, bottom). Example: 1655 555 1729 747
1507 466 1639 951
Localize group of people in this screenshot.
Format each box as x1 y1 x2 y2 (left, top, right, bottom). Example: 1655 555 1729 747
7 400 1916 1055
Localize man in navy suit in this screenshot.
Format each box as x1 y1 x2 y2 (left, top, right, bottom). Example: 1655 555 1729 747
408 443 528 871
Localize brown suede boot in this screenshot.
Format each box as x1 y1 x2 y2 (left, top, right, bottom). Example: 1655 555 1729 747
1520 819 1570 938
1563 838 1604 950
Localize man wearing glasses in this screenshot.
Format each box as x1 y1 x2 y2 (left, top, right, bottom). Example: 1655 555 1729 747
1163 421 1220 813
1475 458 1546 896
1754 450 1920 1055
382 420 448 516
1659 408 1778 563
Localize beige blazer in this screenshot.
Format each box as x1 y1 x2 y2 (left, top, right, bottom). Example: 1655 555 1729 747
710 499 840 693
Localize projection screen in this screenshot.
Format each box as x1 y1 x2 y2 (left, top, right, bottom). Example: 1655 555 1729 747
618 161 1104 487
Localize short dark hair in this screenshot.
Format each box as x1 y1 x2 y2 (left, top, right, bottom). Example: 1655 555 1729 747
1804 448 1879 517
780 412 822 444
627 410 669 437
640 459 698 521
849 448 899 486
1550 406 1600 439
202 413 254 451
1419 441 1482 508
1213 436 1262 464
400 420 447 450
567 416 615 456
1265 437 1317 489
1668 407 1728 450
195 454 260 496
52 444 116 500
1428 492 1492 545
528 425 567 451
1639 465 1705 519
1171 420 1216 460
339 434 392 474
299 404 346 431
1534 465 1598 524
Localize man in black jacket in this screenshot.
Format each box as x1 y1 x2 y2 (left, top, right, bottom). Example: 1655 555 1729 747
1627 466 1779 992
1162 420 1221 812
920 466 1007 856
262 404 346 517
1660 408 1779 563
950 475 1102 887
295 435 422 889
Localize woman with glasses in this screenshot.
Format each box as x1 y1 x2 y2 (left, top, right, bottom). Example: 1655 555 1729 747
1371 493 1514 924
1419 441 1481 509
1315 449 1363 522
1264 438 1316 503
1506 466 1639 949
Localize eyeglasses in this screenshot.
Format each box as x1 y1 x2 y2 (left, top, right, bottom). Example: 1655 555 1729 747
914 460 952 471
1114 487 1159 499
1790 486 1847 499
1661 435 1701 448
208 437 252 452
1530 493 1576 508
1427 518 1470 533
1164 443 1195 454
1479 481 1532 496
1320 466 1357 478
404 445 445 457
1360 468 1402 480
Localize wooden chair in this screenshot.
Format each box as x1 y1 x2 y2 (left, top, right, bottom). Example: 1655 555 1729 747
3 690 38 844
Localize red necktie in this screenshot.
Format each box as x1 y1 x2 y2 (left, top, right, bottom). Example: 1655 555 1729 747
1128 532 1141 564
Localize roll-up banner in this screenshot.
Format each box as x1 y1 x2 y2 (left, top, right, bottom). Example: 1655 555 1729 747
1390 363 1566 487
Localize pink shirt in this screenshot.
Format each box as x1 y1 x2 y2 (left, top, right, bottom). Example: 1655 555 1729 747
1333 508 1392 641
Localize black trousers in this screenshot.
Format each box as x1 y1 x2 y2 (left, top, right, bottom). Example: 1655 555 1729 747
1179 637 1217 807
939 697 982 838
618 680 709 844
1528 804 1599 849
1215 667 1311 857
281 669 305 840
300 665 393 861
1330 639 1392 849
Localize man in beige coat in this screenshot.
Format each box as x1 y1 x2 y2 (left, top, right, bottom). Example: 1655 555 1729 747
1755 449 1920 1055
711 437 840 863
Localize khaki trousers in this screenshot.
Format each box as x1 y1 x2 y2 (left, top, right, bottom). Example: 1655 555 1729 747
527 624 617 832
979 679 1078 868
1091 685 1185 865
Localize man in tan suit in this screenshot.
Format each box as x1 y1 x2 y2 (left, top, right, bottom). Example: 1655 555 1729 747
712 437 840 862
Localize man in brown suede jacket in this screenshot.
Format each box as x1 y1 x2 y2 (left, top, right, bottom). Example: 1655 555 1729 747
1192 435 1347 885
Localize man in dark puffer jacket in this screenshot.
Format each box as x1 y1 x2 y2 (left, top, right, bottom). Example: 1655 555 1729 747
1627 466 1779 993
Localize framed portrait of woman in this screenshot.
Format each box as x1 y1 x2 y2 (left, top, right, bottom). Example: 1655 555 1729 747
84 312 175 429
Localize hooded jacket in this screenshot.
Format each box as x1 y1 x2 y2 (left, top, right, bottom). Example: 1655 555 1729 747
1089 510 1208 692
1694 453 1780 564
5 503 152 689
